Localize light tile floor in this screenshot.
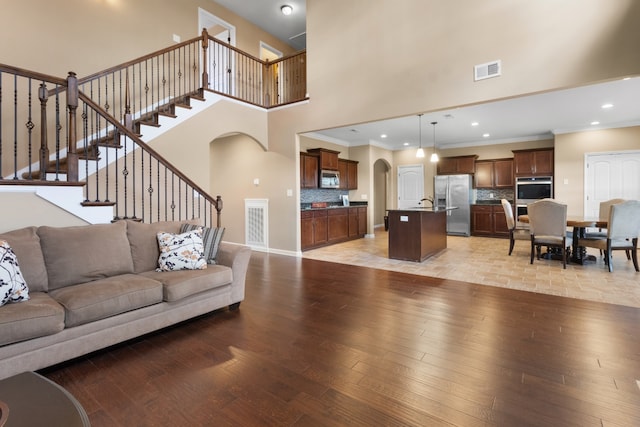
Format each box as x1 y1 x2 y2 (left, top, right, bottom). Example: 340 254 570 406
302 229 640 308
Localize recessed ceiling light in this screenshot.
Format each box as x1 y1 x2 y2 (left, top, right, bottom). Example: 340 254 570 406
471 122 479 126
380 134 387 138
601 103 614 109
281 5 293 15
591 121 600 125
482 133 490 138
403 142 409 146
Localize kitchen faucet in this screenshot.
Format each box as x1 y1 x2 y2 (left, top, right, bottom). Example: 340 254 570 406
419 196 434 206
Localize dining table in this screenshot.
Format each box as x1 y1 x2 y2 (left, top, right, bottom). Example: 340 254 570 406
518 215 606 264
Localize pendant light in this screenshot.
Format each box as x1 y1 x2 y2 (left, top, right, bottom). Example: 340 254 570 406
416 114 425 158
430 121 439 163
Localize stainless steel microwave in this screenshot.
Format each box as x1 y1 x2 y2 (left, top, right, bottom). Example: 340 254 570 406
320 170 340 188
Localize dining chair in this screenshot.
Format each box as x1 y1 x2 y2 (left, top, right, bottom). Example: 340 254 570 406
501 199 530 255
584 198 629 258
578 200 640 272
527 199 569 269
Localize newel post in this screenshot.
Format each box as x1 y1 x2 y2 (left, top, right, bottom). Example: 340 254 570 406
38 83 50 180
215 195 223 227
201 28 209 90
66 71 79 182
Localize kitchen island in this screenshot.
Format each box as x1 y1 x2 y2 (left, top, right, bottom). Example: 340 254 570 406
387 207 455 262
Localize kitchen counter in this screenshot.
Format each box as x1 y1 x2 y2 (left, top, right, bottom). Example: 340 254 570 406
301 201 368 211
392 206 457 212
387 208 449 262
474 200 513 205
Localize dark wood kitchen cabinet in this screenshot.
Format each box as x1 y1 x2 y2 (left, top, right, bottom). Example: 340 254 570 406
327 208 349 242
301 206 367 250
301 209 327 249
475 159 514 188
300 152 319 188
338 159 358 190
307 148 340 170
348 206 367 237
471 205 509 237
437 155 477 175
513 148 554 177
493 159 515 188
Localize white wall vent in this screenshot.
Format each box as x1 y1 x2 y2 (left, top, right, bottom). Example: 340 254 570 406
245 198 269 249
474 60 502 81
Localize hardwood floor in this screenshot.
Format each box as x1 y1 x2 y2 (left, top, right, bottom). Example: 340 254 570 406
43 252 640 426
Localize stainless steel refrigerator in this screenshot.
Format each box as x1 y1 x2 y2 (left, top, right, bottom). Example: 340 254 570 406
434 174 472 236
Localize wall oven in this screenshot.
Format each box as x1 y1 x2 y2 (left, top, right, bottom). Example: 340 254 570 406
515 176 553 225
516 176 553 202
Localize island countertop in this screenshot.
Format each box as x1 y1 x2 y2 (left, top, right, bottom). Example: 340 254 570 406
387 206 457 212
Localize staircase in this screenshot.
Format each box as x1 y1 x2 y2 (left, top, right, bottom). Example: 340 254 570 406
0 29 307 227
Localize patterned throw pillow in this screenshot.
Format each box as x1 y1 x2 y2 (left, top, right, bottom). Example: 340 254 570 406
156 230 207 272
0 240 30 306
179 224 225 264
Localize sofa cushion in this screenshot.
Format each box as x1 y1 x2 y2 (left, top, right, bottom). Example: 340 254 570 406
156 229 207 272
0 292 65 346
180 224 225 264
0 227 48 292
126 219 202 273
38 221 134 291
140 265 232 302
0 240 30 306
49 274 163 327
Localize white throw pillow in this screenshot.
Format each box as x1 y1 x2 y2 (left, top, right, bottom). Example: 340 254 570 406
156 230 207 272
0 240 30 306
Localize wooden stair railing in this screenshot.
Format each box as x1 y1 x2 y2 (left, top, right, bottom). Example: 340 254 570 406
77 92 223 227
1 29 307 226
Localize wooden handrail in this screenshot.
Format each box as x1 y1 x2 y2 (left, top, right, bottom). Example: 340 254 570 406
77 37 203 86
0 64 67 86
78 91 221 212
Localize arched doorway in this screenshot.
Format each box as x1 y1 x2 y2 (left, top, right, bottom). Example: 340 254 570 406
373 158 392 230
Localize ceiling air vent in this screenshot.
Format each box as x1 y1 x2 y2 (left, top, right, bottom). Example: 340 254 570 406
474 60 501 81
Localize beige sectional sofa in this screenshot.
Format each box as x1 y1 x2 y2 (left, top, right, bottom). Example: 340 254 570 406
0 220 251 380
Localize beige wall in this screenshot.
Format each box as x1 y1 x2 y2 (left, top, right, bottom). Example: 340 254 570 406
0 192 88 233
306 0 640 130
438 140 555 161
555 126 640 216
1 0 294 76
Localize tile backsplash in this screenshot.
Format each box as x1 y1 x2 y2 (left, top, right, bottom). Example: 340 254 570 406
476 188 514 202
301 189 349 204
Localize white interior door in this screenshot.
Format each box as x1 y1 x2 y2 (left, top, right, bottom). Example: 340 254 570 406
397 165 424 209
585 151 640 217
198 8 236 95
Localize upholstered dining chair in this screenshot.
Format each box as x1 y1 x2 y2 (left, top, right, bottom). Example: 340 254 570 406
578 200 640 272
585 198 629 258
501 199 530 255
527 199 569 269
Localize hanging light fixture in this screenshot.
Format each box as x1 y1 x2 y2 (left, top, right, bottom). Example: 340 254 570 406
430 121 439 162
416 114 425 158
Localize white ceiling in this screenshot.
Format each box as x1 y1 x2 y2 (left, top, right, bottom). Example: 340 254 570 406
211 1 640 151
212 0 307 51
306 77 640 151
